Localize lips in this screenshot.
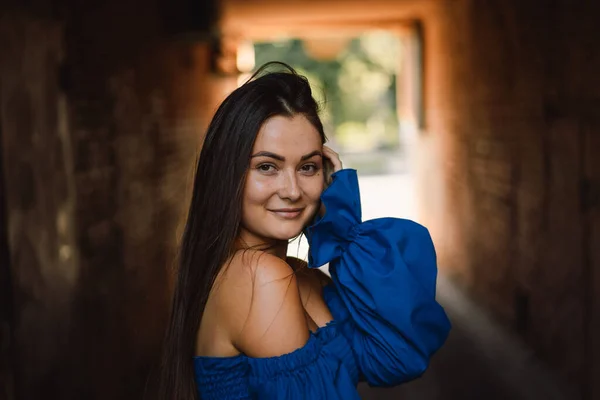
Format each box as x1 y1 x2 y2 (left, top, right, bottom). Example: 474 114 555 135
269 208 304 219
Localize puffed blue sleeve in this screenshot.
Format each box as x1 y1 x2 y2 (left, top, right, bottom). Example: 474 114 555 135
304 169 451 387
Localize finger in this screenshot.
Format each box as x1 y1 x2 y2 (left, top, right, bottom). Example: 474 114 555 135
322 146 338 163
323 146 343 172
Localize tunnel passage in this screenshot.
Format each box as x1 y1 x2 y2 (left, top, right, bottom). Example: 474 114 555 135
1 0 599 399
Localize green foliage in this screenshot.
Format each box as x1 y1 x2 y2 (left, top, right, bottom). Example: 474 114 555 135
253 31 402 153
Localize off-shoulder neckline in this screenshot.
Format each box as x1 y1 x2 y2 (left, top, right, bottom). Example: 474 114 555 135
192 317 337 361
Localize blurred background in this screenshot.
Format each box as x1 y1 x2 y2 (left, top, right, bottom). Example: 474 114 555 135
0 0 598 399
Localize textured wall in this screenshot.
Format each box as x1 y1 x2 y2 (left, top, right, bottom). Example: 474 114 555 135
0 1 227 398
418 1 600 398
0 12 76 399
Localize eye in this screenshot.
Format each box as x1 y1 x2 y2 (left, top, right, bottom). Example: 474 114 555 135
257 163 277 173
299 163 319 175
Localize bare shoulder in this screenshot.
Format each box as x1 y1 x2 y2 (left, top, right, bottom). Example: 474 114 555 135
224 251 310 357
249 251 297 285
286 257 334 327
287 256 333 288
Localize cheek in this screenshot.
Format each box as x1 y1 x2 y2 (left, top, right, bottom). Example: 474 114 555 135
302 177 325 204
244 176 276 206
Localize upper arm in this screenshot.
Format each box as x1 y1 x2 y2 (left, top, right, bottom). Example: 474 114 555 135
233 253 310 358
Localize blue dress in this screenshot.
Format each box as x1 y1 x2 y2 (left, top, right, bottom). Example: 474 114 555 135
193 169 451 399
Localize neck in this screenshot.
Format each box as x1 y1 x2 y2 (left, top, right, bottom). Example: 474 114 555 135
237 228 289 260
270 241 289 259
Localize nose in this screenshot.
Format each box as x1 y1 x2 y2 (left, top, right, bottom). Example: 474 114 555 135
278 170 301 202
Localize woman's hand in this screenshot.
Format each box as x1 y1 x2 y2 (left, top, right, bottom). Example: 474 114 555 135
323 146 343 177
320 146 343 217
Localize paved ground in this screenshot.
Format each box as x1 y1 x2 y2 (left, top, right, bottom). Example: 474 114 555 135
292 173 577 400
358 274 576 400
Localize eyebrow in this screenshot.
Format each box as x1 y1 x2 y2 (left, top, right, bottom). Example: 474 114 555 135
250 150 323 162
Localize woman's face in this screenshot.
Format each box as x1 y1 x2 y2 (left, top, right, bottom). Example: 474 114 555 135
240 114 325 245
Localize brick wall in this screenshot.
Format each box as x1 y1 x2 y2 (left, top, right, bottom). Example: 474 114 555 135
0 1 226 398
419 1 600 398
0 36 16 400
0 11 76 399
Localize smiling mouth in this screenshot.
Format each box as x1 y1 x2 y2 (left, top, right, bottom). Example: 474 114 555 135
269 208 305 219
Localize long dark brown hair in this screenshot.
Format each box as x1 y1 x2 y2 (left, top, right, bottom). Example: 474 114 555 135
157 62 327 400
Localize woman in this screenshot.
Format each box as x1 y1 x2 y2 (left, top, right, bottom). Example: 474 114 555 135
158 62 451 399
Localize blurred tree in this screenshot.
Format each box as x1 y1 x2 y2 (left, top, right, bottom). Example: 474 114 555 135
253 31 401 153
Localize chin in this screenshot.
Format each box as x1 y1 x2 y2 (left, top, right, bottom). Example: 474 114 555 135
272 228 305 241
265 223 306 241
